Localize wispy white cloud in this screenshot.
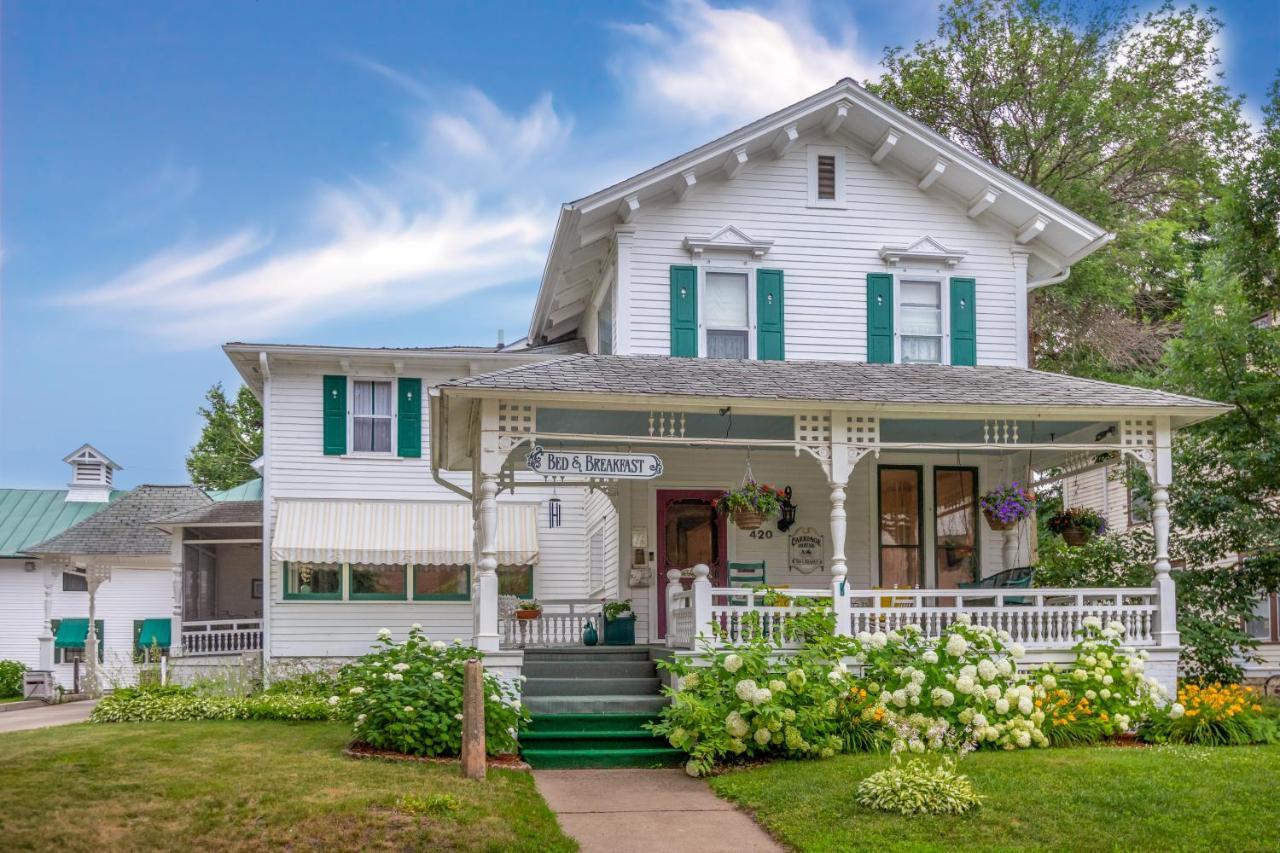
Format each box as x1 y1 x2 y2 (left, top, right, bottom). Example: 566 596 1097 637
614 0 877 128
60 2 879 347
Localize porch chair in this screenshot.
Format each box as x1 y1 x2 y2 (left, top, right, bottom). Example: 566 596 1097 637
957 566 1035 605
728 561 766 606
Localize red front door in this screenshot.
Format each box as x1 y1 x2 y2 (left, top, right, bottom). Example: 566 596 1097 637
656 489 728 637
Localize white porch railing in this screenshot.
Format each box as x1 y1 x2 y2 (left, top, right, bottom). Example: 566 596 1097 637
501 599 602 647
844 588 1158 648
181 620 264 657
665 565 1161 652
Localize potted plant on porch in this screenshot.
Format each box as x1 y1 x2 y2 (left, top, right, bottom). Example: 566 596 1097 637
716 481 786 531
514 599 543 620
601 599 636 645
979 482 1037 531
1047 507 1107 546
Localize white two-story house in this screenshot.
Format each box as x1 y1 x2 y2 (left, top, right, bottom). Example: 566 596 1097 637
212 80 1229 693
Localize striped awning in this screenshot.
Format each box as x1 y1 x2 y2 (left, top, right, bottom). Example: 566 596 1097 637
270 500 539 567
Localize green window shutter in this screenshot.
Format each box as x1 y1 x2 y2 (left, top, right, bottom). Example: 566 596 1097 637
950 277 977 366
397 378 422 458
95 620 104 662
669 265 698 357
52 619 61 665
866 273 894 363
756 269 785 361
322 375 347 456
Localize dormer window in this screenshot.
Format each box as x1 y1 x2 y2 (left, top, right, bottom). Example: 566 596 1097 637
807 145 845 208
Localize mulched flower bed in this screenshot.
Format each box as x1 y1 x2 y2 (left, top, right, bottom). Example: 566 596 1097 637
344 743 530 770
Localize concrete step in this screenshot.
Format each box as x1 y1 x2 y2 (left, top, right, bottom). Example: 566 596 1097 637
524 694 670 715
523 647 651 663
522 659 656 679
523 677 661 697
521 746 685 770
528 713 658 734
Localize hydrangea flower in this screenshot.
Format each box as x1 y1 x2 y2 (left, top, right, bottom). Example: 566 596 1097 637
754 728 772 745
734 679 758 702
946 634 968 657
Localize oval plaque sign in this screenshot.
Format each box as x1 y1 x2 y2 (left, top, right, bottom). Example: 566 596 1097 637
788 526 825 574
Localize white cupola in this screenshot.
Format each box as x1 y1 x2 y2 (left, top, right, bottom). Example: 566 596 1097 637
63 444 121 503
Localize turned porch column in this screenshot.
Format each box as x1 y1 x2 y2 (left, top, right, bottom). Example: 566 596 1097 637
1152 417 1178 647
170 530 184 658
473 473 501 652
828 481 848 587
38 566 55 671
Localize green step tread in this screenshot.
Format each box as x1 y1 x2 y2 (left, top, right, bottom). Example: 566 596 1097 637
521 746 685 769
521 729 662 741
528 713 659 733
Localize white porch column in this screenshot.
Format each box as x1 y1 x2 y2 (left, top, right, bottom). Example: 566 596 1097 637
170 531 184 658
84 564 110 698
828 481 848 585
474 474 501 652
38 566 55 671
665 568 682 649
1002 529 1019 571
1152 417 1178 648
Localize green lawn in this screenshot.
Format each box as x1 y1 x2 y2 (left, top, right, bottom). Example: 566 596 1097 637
710 744 1280 852
0 721 574 852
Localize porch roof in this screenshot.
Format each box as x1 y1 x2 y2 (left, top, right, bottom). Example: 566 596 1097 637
440 355 1229 418
152 500 262 529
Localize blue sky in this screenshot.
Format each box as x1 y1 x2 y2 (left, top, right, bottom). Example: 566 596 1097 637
2 0 1276 488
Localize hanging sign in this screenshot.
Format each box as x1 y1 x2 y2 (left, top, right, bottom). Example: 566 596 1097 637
525 446 664 480
788 526 825 574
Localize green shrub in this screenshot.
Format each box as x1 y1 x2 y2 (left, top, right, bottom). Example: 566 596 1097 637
0 659 27 698
262 667 343 698
90 686 337 723
337 626 527 757
855 757 982 815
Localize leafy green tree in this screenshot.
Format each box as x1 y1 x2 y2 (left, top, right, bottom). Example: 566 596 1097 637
869 0 1244 375
187 384 263 491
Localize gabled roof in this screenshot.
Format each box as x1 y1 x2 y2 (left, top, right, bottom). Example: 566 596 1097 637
26 485 210 558
531 78 1112 343
0 490 123 558
62 443 122 471
442 354 1230 420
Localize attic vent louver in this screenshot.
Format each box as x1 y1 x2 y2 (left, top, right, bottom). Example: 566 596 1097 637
816 155 836 200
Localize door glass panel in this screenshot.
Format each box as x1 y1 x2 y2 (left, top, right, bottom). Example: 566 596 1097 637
879 467 922 588
935 468 978 589
665 501 718 569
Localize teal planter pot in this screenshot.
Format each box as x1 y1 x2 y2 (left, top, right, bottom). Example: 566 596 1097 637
603 615 636 645
583 621 599 646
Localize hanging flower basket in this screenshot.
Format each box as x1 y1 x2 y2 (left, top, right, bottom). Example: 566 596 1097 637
716 480 786 531
979 483 1036 532
1047 508 1107 547
515 600 542 620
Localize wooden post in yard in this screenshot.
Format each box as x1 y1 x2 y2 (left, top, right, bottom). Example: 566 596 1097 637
461 658 486 780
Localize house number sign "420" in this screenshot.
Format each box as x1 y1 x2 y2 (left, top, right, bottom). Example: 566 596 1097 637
525 446 664 479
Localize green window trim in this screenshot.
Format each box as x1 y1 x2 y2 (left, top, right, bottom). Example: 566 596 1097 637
349 564 411 601
282 562 345 601
866 273 894 364
397 377 422 458
755 268 785 361
412 564 472 602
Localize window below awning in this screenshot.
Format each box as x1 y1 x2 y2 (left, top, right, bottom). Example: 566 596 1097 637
270 500 539 567
137 618 172 649
54 618 90 648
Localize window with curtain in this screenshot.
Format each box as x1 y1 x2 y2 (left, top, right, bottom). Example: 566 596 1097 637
284 562 342 599
899 280 943 363
879 467 923 588
352 379 393 453
935 468 978 588
705 272 750 358
414 565 470 600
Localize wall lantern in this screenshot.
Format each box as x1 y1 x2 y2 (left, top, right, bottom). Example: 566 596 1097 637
547 497 563 528
777 486 797 532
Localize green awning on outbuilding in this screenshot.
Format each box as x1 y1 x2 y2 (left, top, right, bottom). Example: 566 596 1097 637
54 618 90 648
137 618 171 649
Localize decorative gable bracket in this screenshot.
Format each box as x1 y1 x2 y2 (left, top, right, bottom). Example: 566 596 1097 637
878 236 968 268
683 225 773 260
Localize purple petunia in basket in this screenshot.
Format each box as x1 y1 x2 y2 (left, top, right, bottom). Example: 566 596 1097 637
979 482 1037 531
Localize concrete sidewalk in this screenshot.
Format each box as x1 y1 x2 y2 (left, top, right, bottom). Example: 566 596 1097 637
534 769 781 853
0 700 96 734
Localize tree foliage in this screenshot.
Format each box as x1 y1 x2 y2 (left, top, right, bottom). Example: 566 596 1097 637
869 0 1244 374
186 383 263 491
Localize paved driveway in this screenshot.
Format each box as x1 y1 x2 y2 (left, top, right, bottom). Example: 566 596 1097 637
0 700 96 734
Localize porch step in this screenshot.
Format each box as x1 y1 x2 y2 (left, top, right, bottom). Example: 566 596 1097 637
522 647 651 663
526 712 659 734
523 694 670 715
520 746 684 769
521 659 657 679
521 729 668 751
523 677 661 697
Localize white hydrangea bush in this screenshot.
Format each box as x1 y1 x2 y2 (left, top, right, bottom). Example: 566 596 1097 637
338 626 527 757
856 616 1049 753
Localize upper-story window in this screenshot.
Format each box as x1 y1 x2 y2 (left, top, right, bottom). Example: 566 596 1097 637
899 279 944 364
705 271 751 358
807 145 845 208
352 380 393 453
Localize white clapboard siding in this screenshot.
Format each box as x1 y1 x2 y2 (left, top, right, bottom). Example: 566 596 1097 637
1062 465 1132 533
621 448 1026 644
624 128 1021 365
265 365 600 660
583 488 620 598
0 562 174 690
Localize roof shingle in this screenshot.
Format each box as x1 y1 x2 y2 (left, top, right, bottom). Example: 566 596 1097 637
27 485 210 557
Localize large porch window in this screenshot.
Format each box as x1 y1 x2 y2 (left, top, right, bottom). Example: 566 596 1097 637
879 466 923 588
935 467 979 588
